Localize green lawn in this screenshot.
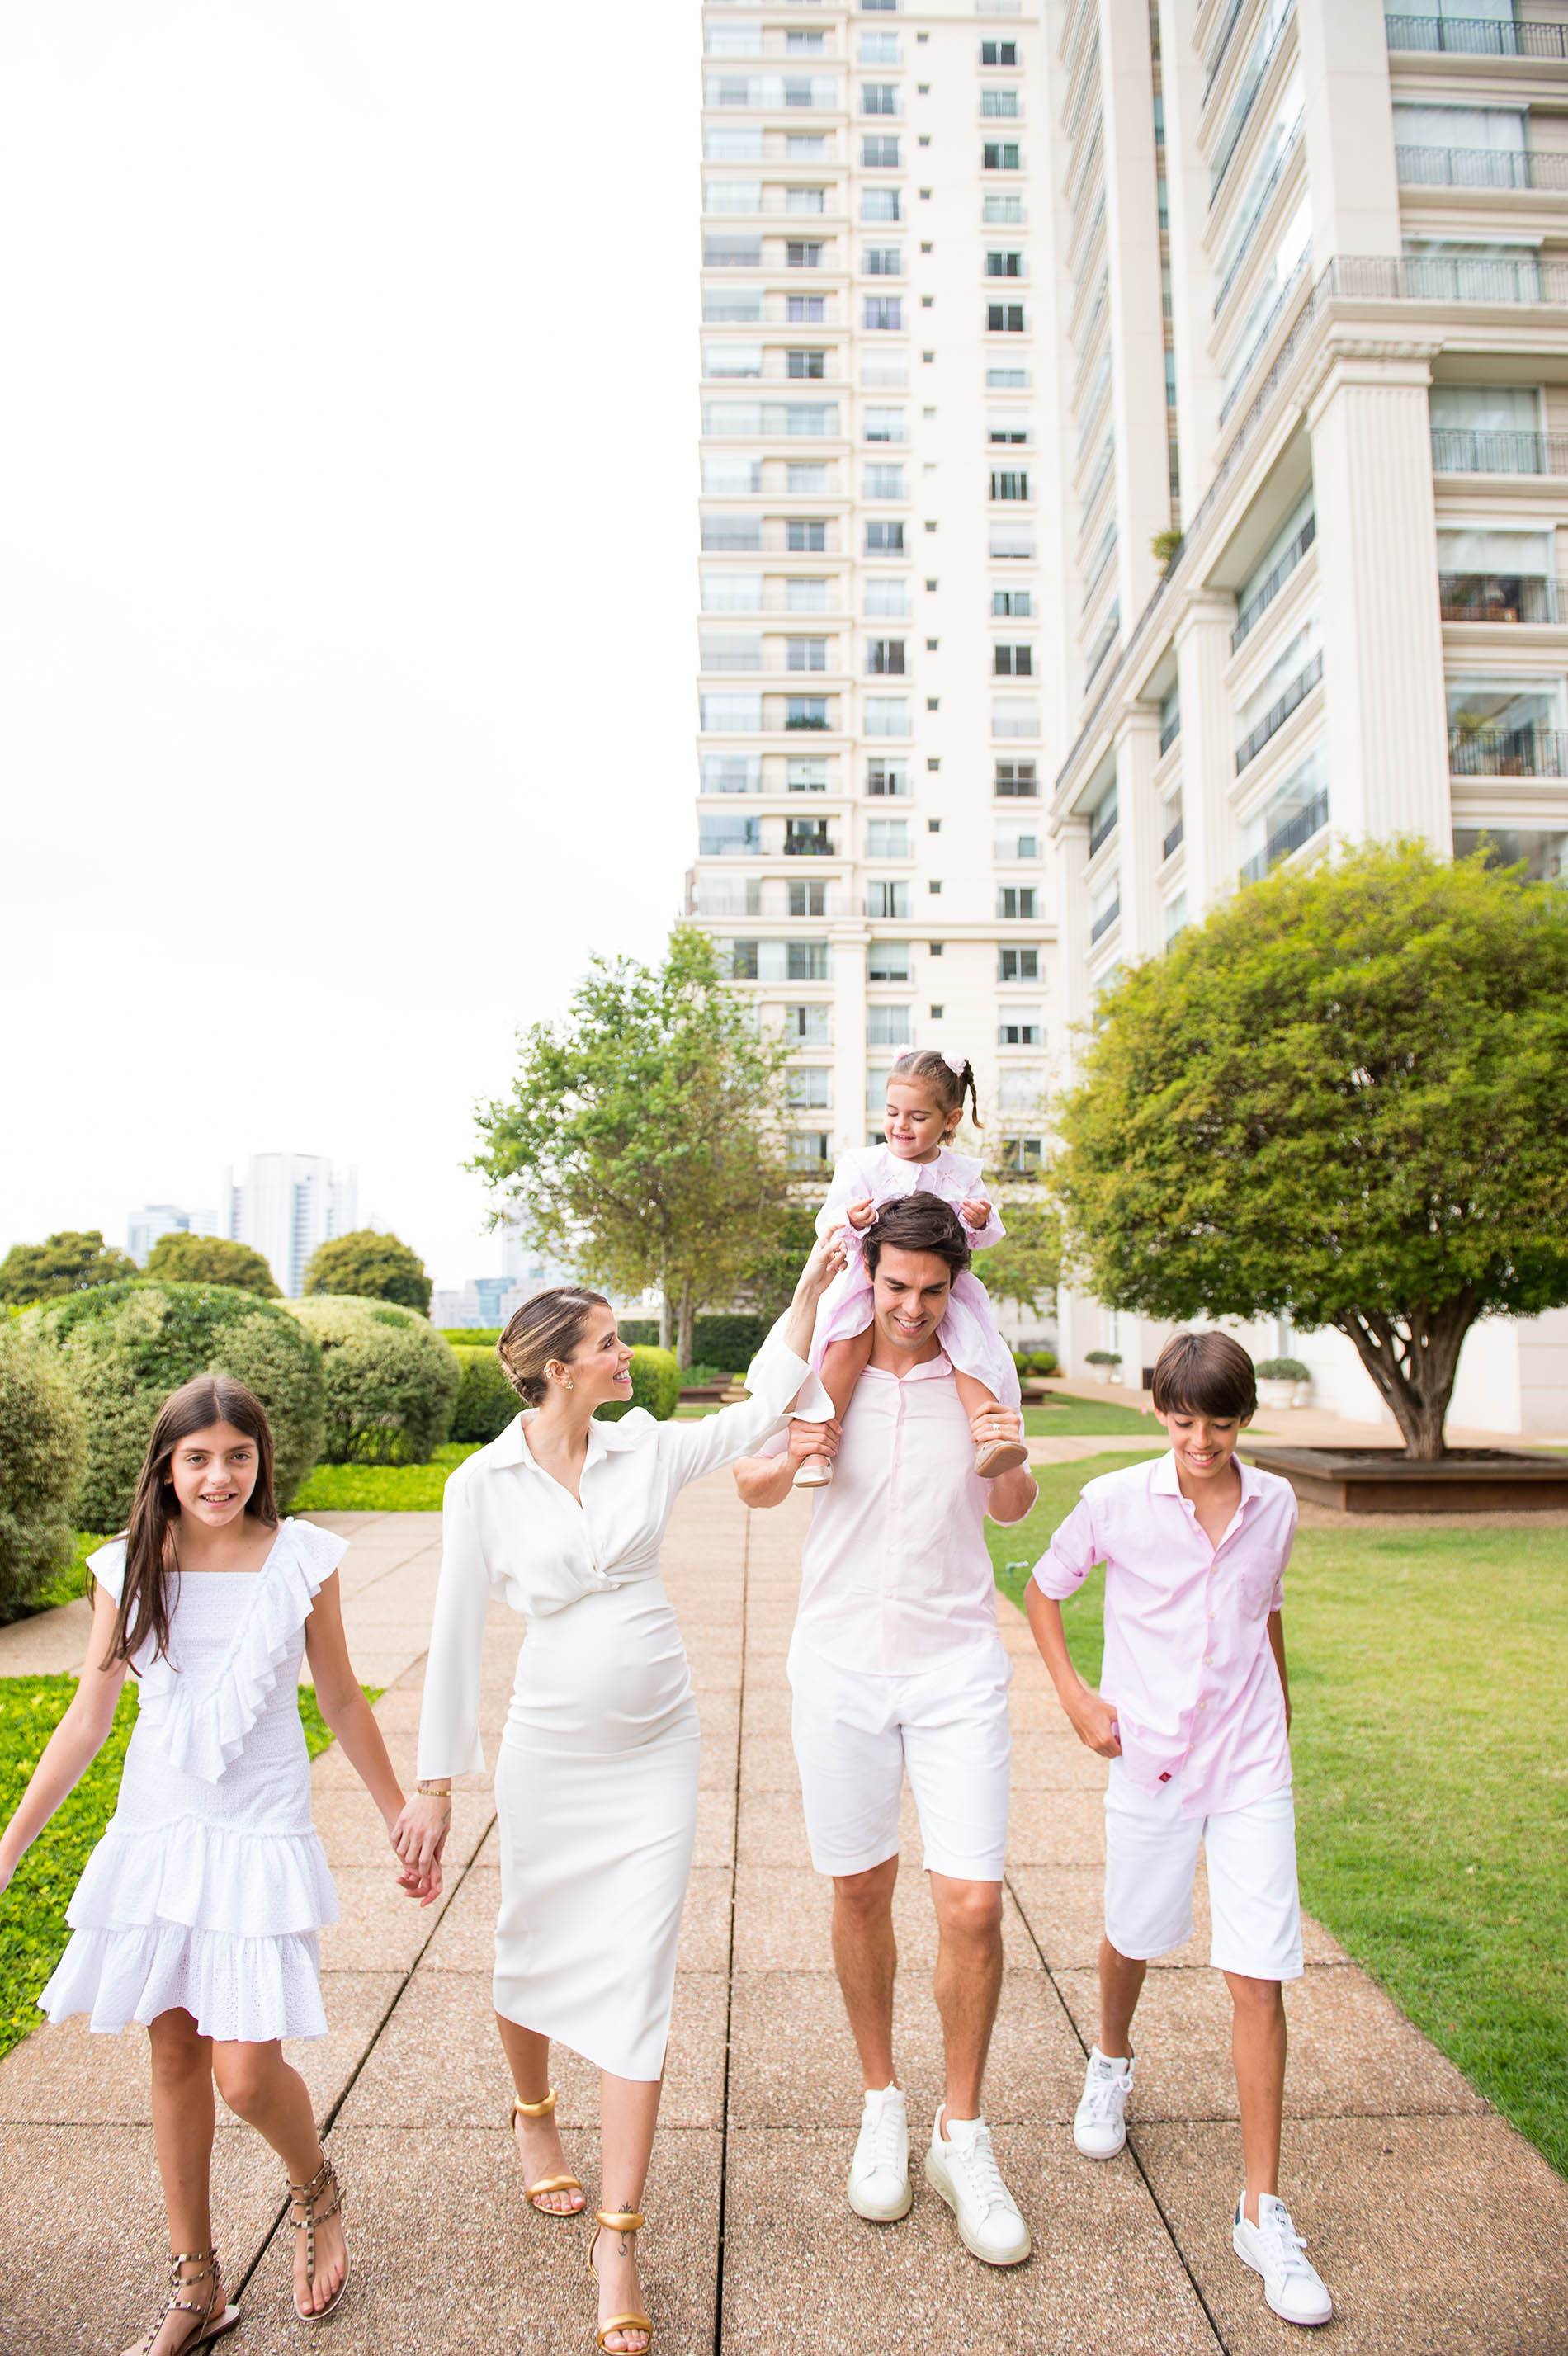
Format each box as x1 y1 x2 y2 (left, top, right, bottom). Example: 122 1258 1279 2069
291 1442 479 1513
1024 1395 1166 1438
0 1678 378 2061
988 1452 1568 2177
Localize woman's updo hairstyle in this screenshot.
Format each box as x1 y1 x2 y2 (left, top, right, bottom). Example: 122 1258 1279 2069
890 1047 981 1134
497 1287 612 1406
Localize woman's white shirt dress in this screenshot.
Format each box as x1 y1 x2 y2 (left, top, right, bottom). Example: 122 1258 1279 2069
40 1519 345 2044
416 1338 810 2082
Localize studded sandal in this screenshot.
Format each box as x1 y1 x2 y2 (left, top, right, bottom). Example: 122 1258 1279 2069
587 2209 653 2354
287 2151 349 2323
512 2085 585 2216
131 2248 239 2354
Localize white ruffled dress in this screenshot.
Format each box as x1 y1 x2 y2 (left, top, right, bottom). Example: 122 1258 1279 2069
38 1519 345 2044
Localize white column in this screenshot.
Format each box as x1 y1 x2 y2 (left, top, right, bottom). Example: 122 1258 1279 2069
1295 0 1401 262
1100 0 1171 624
1053 811 1093 1072
1173 591 1237 905
1306 349 1450 846
1114 705 1165 960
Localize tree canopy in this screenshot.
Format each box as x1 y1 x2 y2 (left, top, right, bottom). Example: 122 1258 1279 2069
144 1232 281 1297
1051 839 1568 1457
472 925 796 1365
0 1230 138 1307
981 1203 1062 1322
302 1230 432 1315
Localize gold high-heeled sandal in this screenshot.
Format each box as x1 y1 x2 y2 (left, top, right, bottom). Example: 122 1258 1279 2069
134 2248 239 2353
588 2209 654 2354
287 2152 349 2322
512 2085 585 2216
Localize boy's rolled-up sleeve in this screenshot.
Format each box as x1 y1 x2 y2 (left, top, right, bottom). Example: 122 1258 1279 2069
1031 1491 1099 1600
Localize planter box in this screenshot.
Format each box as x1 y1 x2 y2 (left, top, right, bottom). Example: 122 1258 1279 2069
1240 1443 1568 1515
1087 1366 1115 1386
1256 1378 1296 1411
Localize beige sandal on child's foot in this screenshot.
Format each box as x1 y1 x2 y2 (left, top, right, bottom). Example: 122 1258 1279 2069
974 1436 1029 1478
512 2086 585 2216
793 1452 834 1488
131 2248 240 2354
588 2209 654 2354
288 2152 349 2323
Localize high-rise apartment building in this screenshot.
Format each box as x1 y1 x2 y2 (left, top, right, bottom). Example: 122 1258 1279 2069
1040 0 1568 1432
689 0 1568 1434
689 0 1057 1199
222 1154 357 1298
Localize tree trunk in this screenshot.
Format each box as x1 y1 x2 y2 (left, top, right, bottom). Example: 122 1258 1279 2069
659 1288 673 1352
1334 1291 1479 1459
677 1280 696 1372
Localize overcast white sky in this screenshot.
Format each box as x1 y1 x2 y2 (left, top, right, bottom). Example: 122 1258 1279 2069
0 3 698 1288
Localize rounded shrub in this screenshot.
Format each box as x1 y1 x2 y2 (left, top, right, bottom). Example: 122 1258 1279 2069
0 1321 86 1617
597 1345 681 1425
29 1282 326 1531
1027 1349 1059 1376
286 1296 460 1466
1254 1356 1311 1383
450 1346 520 1445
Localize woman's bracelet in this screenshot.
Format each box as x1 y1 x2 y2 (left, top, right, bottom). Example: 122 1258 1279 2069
415 1780 452 1805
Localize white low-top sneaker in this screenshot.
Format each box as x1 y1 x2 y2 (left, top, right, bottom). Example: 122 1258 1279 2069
847 2084 911 2222
1074 2047 1134 2160
1233 2193 1333 2326
923 2106 1032 2266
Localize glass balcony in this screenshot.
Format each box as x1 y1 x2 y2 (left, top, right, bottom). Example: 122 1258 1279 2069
1232 514 1316 649
1162 814 1186 861
1448 725 1568 777
1396 145 1568 191
1439 572 1565 624
1431 428 1568 476
1385 12 1568 57
1089 895 1121 943
1240 789 1329 883
1235 649 1324 772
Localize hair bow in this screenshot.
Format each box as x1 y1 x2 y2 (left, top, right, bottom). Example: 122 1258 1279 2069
942 1051 968 1079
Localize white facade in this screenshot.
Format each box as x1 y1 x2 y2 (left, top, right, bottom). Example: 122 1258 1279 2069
689 0 1058 1190
125 1203 220 1267
1034 0 1568 1433
223 1154 358 1299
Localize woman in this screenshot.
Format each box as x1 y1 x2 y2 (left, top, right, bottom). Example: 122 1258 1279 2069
394 1236 841 2354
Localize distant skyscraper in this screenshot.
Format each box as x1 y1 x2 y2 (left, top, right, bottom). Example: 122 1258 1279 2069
126 1204 220 1267
223 1154 357 1297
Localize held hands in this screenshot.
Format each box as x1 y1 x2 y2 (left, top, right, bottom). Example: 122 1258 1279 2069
845 1196 876 1231
1063 1681 1122 1760
391 1791 452 1905
959 1196 993 1230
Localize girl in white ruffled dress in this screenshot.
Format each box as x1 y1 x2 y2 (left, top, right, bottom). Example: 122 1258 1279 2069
0 1374 431 2355
788 1046 1030 1487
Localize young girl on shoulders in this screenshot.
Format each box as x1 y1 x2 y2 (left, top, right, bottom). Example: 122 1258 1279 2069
789 1046 1027 1486
0 1376 435 2354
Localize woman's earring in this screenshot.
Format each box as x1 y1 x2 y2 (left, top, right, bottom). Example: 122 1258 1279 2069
564 1376 574 1390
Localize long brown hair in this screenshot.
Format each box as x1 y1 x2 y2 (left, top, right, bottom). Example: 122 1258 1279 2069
104 1376 280 1669
890 1047 982 1135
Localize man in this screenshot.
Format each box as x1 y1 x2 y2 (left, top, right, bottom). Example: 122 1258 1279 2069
734 1193 1037 2264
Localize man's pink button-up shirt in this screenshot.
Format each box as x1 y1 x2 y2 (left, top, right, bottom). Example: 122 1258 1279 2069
1032 1451 1295 1819
764 1350 1033 1676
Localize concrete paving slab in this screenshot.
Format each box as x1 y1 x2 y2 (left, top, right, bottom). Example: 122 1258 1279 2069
1006 1786 1108 1864
311 1785 492 1872
1053 1964 1490 2122
720 2123 1222 2356
1008 1726 1116 1789
318 1866 453 1975
1135 2113 1568 2355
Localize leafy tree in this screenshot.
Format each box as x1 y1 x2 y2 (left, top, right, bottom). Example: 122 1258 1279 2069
981 1203 1062 1321
0 1232 137 1307
472 925 796 1367
144 1232 281 1297
737 1204 822 1327
1051 840 1568 1458
302 1229 432 1315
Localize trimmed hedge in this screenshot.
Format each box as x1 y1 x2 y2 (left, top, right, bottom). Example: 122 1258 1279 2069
28 1282 326 1532
440 1328 502 1352
450 1347 520 1445
286 1297 460 1466
1011 1348 1059 1377
597 1346 681 1424
0 1324 85 1619
616 1315 772 1370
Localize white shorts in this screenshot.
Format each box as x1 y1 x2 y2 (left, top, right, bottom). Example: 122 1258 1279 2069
787 1634 1012 1881
1104 1762 1304 1982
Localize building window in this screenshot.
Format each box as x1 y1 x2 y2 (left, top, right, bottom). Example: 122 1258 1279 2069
786 30 827 53
787 295 827 323
992 695 1039 739
864 295 904 330
994 759 1037 797
788 1131 832 1171
983 142 1022 170
985 250 1024 277
1089 783 1118 857
866 638 906 673
787 461 830 493
984 192 1023 224
865 577 909 616
861 30 900 64
864 406 906 441
863 135 901 167
867 1003 914 1045
786 1067 832 1108
865 520 905 552
980 89 1021 118
787 637 829 672
787 349 825 379
995 821 1040 861
998 1013 1043 1046
862 186 902 221
786 186 826 214
864 246 903 276
989 470 1029 501
701 752 763 796
867 757 909 796
997 885 1037 918
786 1003 831 1044
981 41 1019 66
993 588 1032 616
787 242 824 269
788 519 829 552
987 304 1026 333
999 1136 1042 1173
998 947 1040 980
862 83 900 116
786 696 830 729
788 880 829 915
868 941 912 981
786 577 829 614
864 464 906 499
699 814 762 855
866 880 910 918
865 696 910 736
867 818 910 856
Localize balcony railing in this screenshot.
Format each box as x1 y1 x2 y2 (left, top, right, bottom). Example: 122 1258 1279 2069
1328 253 1568 305
1089 895 1121 942
1396 144 1568 191
1431 427 1568 476
1439 572 1566 624
1385 12 1568 57
1232 513 1316 649
1240 789 1329 882
1088 805 1118 857
1235 649 1324 772
1449 724 1568 776
783 832 834 854
1162 814 1185 860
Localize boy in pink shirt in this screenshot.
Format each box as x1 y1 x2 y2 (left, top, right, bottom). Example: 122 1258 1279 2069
1027 1331 1333 2330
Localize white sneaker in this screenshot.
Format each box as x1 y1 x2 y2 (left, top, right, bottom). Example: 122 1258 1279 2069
923 2106 1032 2266
1233 2193 1333 2326
847 2084 910 2221
1074 2047 1134 2159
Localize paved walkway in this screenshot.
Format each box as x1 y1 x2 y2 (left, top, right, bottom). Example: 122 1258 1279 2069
2 1484 1566 2354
